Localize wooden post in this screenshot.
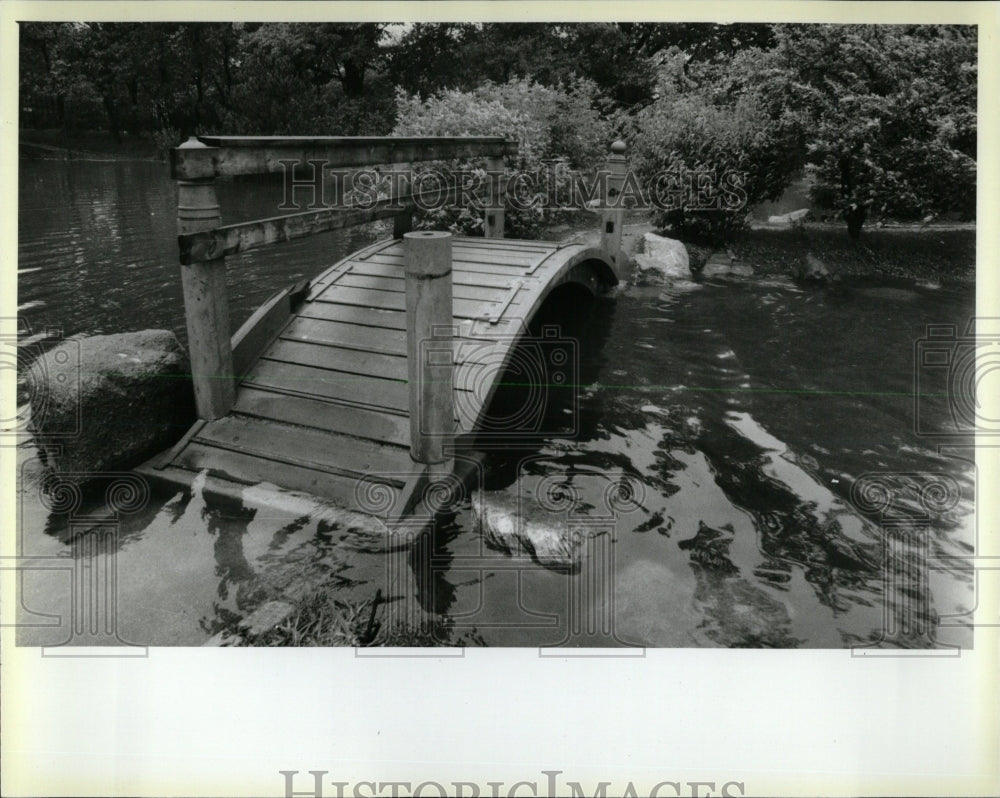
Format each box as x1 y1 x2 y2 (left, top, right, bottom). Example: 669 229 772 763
404 231 454 467
175 137 235 420
483 156 505 238
601 140 627 273
392 165 413 238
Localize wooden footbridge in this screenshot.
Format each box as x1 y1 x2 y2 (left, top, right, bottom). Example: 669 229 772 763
142 135 627 520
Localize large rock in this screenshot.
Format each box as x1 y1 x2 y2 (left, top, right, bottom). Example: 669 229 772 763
768 208 812 226
29 330 194 482
798 252 833 282
701 251 755 279
472 489 588 571
633 233 691 281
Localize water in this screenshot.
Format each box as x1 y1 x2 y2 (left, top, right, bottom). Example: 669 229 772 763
17 159 379 343
16 159 976 648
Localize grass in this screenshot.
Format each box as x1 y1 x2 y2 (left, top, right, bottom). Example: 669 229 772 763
724 224 975 284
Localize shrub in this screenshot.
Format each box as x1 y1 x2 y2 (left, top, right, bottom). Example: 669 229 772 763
631 75 804 241
392 78 612 238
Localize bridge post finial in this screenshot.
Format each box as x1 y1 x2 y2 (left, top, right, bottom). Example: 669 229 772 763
175 141 235 419
601 140 627 277
404 232 455 470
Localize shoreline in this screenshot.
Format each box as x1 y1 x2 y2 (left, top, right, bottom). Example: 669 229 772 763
610 219 975 286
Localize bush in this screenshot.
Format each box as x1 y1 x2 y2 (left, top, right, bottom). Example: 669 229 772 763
631 75 803 241
392 78 612 238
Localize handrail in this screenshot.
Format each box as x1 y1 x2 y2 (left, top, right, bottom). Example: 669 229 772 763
178 184 460 265
172 135 519 180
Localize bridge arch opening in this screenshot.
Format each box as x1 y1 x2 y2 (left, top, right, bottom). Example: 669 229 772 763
471 277 617 464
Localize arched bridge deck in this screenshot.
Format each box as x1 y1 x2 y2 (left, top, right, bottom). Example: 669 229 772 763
144 235 617 518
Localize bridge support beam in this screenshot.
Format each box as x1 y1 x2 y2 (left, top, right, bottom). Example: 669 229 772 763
175 137 235 420
601 140 627 276
404 231 455 468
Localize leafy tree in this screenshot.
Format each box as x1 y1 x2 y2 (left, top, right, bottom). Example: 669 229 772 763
222 23 395 135
752 24 977 236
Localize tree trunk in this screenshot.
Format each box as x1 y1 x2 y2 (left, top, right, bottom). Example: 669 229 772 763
102 94 122 143
341 61 366 97
845 205 866 239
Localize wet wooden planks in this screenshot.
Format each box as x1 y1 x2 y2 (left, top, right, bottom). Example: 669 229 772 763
150 236 568 516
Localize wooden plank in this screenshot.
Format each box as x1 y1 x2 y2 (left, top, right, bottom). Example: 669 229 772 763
333 273 505 303
173 136 519 180
231 285 293 377
151 419 207 470
453 236 555 251
298 305 409 331
262 339 408 382
347 259 517 289
310 287 496 318
234 386 411 447
195 414 411 476
173 442 405 508
361 252 530 278
283 316 408 355
283 316 524 357
247 358 410 411
368 240 549 266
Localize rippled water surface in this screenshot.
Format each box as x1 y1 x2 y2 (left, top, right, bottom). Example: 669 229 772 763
17 159 976 648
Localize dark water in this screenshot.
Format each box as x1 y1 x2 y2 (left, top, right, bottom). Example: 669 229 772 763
17 159 378 343
16 159 976 648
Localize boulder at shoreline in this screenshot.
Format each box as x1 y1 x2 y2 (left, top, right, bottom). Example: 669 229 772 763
29 329 195 484
633 232 692 281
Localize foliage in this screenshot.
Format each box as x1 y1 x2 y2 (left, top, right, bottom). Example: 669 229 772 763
218 23 396 135
393 78 612 237
630 49 805 241
737 24 977 235
18 22 977 238
19 22 396 140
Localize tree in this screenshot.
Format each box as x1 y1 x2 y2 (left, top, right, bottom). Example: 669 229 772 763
630 45 806 240
223 23 395 135
762 24 977 236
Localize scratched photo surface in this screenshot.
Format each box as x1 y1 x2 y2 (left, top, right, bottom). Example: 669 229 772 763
14 21 979 650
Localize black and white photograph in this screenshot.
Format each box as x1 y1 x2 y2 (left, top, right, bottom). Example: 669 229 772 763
2 3 998 797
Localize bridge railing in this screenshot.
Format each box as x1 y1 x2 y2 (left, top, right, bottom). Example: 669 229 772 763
171 135 517 420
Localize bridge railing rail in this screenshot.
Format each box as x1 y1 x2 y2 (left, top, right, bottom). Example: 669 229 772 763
172 135 517 420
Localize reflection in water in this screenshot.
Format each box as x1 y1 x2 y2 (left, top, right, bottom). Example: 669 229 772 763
430 274 976 648
17 159 977 647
